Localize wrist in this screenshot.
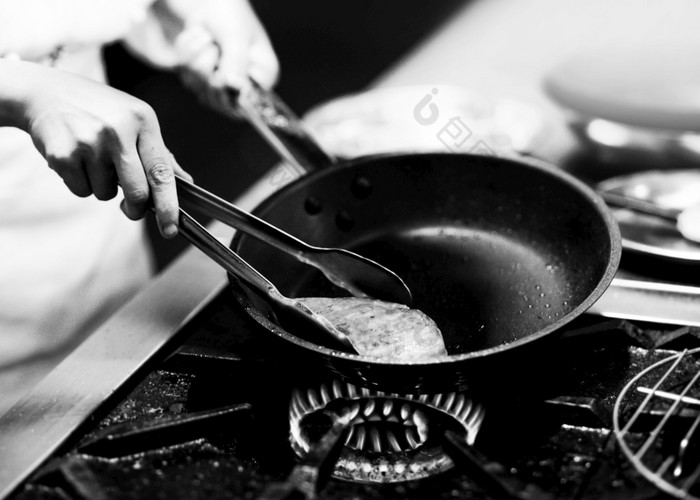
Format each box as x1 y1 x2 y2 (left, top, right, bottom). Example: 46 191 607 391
0 59 51 131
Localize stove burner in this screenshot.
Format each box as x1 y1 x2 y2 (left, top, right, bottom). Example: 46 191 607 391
289 379 484 483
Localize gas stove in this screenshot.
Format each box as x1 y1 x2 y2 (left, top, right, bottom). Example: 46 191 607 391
1 156 699 499
7 284 700 500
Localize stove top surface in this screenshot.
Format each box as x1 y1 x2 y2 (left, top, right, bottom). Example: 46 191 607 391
11 288 700 500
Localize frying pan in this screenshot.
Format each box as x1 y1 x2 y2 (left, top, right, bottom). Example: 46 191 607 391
225 84 621 394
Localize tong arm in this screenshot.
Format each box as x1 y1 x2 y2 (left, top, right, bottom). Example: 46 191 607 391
177 207 276 296
175 175 314 264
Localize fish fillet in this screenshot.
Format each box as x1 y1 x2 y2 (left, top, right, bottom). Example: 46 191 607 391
297 297 447 362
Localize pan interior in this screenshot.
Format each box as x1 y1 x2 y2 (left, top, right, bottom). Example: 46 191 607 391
286 224 575 354
231 153 618 359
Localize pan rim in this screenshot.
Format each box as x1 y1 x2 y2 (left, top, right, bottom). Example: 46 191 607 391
230 151 622 366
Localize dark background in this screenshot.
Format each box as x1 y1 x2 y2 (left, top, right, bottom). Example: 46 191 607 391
104 0 467 271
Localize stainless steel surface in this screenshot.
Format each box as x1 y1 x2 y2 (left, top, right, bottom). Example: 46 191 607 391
599 191 700 246
177 205 357 353
597 171 700 262
590 279 700 327
177 176 412 305
598 191 681 222
0 237 229 499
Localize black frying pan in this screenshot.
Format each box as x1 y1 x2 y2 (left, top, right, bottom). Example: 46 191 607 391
225 85 621 393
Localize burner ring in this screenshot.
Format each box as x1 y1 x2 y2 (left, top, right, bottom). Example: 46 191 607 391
289 379 484 483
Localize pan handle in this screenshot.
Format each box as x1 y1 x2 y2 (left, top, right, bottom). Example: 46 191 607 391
226 79 338 175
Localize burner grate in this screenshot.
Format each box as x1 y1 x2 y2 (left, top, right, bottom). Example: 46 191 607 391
614 347 700 498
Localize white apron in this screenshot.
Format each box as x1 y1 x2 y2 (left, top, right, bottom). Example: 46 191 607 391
0 0 158 413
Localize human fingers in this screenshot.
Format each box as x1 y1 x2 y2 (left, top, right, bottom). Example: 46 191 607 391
106 99 179 239
210 36 248 91
115 141 150 222
184 3 258 90
137 125 180 239
121 149 194 228
35 122 93 198
82 139 119 200
49 152 92 198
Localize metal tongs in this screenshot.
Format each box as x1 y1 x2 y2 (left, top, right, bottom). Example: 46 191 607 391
174 175 412 353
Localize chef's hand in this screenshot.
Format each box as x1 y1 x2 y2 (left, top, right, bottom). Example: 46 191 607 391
124 0 279 108
174 0 279 104
1 60 191 238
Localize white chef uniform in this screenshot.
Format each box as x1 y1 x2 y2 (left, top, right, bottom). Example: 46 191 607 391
0 0 159 413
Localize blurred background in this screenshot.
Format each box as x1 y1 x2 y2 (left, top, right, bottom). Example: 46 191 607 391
104 0 467 270
105 0 700 275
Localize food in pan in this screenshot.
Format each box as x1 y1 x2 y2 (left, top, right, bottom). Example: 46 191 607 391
297 297 447 362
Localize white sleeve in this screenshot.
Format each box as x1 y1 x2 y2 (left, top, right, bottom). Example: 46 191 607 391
0 0 156 60
120 1 185 70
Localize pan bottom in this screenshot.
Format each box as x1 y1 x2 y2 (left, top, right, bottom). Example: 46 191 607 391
292 225 577 355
